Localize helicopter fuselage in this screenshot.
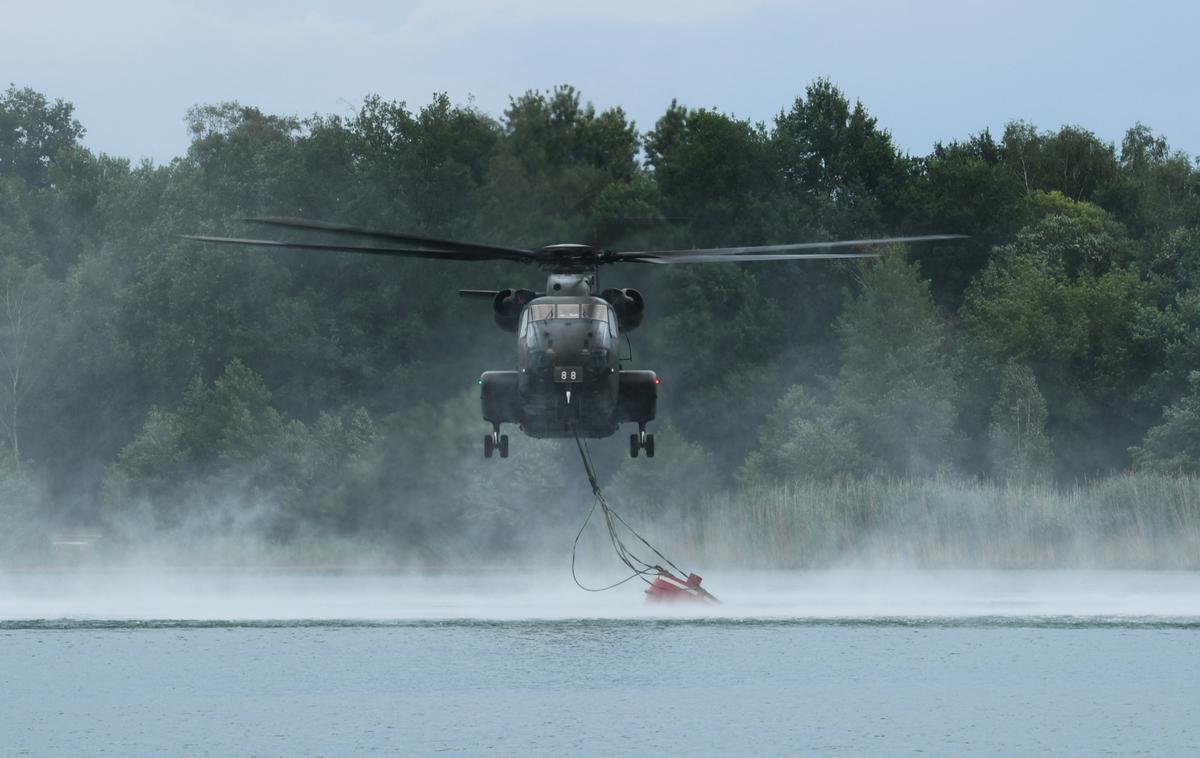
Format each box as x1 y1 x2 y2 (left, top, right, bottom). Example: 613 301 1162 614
479 273 658 457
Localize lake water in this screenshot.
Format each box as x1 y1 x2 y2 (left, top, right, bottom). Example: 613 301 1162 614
2 570 1198 756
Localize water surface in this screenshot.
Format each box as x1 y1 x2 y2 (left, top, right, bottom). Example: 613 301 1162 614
2 570 1197 755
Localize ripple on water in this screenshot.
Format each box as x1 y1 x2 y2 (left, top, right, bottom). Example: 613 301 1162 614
3 614 1200 631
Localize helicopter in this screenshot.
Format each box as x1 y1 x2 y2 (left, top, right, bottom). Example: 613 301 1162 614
186 219 962 459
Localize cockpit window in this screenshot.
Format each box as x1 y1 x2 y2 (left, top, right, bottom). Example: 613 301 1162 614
528 304 555 322
527 303 610 322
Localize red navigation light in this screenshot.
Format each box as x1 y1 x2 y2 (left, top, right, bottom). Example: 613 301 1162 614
654 377 661 385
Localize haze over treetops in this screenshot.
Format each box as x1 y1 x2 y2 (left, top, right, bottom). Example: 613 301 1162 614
1 81 1199 565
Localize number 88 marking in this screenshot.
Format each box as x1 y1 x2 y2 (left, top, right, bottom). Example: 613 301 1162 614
560 370 577 381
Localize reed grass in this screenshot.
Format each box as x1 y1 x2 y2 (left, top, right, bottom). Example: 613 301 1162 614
658 473 1200 568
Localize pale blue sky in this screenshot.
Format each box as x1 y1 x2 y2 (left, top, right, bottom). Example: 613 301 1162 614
3 0 1197 163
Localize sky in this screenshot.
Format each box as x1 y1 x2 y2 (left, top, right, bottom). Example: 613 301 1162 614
2 0 1198 163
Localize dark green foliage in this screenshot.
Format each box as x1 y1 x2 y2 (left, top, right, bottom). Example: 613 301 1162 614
741 256 958 483
1132 372 1200 474
1099 123 1199 237
1001 122 1117 202
773 79 909 234
835 256 959 475
645 102 781 246
109 359 379 532
901 130 1025 309
2 80 1200 555
962 200 1153 476
493 86 640 245
738 385 863 484
0 86 84 188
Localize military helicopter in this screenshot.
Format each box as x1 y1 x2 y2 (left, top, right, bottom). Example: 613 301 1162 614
187 219 961 459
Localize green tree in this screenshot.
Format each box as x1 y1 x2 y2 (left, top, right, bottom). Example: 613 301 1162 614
0 86 84 188
1098 123 1198 237
115 359 284 488
489 86 639 245
1131 372 1200 473
988 361 1052 480
350 93 501 235
1146 226 1200 293
741 254 958 482
645 102 781 246
111 359 382 532
962 205 1149 474
772 78 909 234
0 177 37 257
1002 122 1117 201
901 130 1025 308
834 254 959 476
738 385 863 484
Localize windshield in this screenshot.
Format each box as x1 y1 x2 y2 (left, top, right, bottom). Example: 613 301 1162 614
527 303 609 322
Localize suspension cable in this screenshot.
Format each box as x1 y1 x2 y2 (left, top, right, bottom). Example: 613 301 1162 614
570 431 691 591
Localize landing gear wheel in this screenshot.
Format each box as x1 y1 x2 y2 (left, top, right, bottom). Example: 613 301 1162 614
645 433 655 458
499 434 509 458
484 434 494 459
630 433 640 458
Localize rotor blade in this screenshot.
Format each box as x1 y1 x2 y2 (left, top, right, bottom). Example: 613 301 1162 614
183 235 529 262
459 289 500 299
618 234 967 259
245 216 535 259
627 252 882 264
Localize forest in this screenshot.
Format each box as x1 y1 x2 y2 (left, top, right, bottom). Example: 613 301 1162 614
1 80 1199 567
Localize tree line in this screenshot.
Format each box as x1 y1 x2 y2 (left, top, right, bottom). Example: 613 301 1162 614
1 80 1199 555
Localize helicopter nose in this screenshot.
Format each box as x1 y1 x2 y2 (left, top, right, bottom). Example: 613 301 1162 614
543 320 595 350
538 321 609 376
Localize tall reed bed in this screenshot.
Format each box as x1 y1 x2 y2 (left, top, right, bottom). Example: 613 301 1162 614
641 474 1200 569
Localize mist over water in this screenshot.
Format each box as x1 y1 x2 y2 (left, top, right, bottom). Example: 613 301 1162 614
6 569 1200 756
3 569 1199 623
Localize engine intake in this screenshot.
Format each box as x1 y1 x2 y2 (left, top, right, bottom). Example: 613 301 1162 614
601 288 645 332
492 288 537 332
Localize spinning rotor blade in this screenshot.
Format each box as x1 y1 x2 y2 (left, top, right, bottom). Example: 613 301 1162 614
617 234 967 261
246 217 534 260
183 235 530 262
187 220 965 271
628 252 882 264
458 289 501 299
